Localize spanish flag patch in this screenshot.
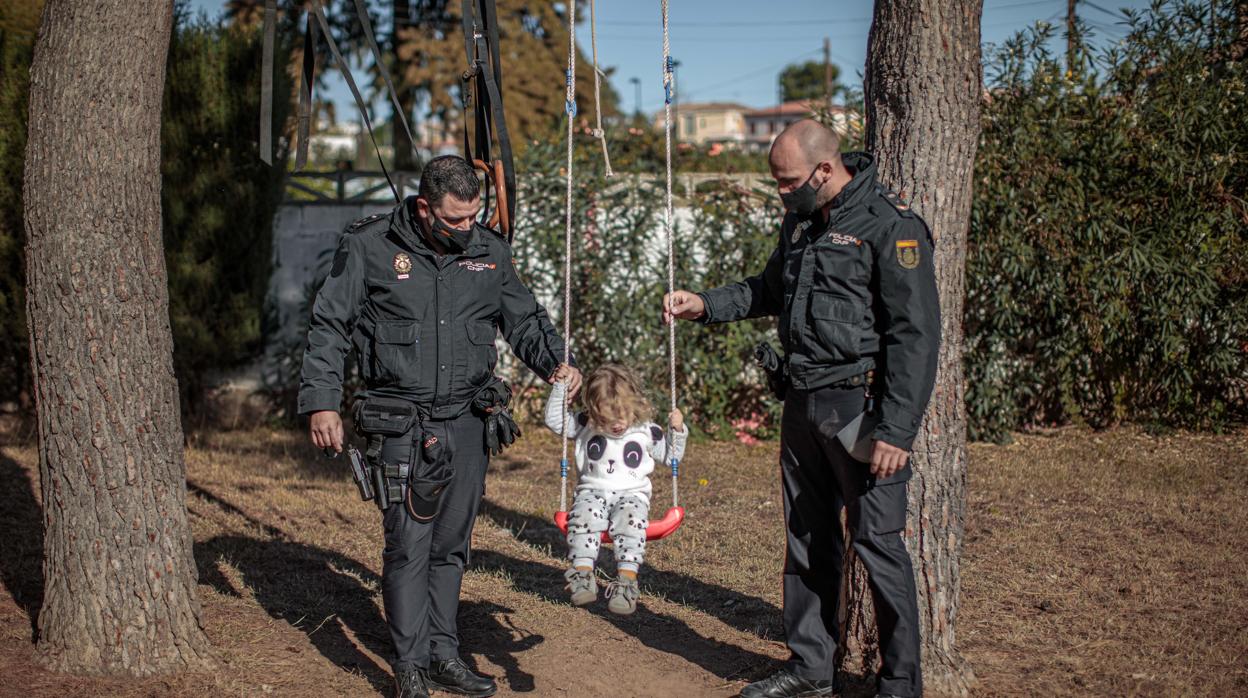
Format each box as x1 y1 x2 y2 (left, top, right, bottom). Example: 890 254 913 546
896 239 920 269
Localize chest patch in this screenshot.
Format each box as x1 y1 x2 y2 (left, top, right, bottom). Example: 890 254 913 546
791 219 812 244
458 260 498 272
829 232 862 246
393 252 412 279
896 240 920 269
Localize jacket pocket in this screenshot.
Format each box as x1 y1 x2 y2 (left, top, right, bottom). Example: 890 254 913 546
465 320 498 382
809 292 861 362
372 321 418 384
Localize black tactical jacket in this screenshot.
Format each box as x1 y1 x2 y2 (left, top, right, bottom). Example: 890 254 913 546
698 153 940 450
297 198 567 419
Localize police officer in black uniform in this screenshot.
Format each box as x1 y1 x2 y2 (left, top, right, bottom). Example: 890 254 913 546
299 156 580 698
665 120 939 698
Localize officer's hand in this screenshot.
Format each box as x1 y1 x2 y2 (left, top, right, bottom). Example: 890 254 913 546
870 440 909 479
663 290 705 324
310 410 344 454
562 367 584 400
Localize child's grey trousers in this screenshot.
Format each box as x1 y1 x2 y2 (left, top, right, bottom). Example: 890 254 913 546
566 487 649 573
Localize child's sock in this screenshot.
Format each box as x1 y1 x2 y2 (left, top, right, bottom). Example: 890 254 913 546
619 569 637 581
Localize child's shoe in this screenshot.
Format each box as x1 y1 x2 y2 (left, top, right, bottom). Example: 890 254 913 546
605 576 640 615
564 567 597 606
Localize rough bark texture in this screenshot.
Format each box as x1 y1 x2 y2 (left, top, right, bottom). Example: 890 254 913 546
845 1 983 694
23 0 212 676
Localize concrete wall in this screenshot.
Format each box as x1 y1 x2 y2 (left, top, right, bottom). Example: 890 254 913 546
262 203 391 383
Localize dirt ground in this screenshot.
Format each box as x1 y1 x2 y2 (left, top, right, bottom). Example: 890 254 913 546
0 423 1245 697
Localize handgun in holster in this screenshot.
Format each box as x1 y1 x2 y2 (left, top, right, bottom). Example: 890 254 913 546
755 342 789 400
352 396 420 511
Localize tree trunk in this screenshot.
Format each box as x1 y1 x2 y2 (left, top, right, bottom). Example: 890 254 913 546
23 0 212 676
845 1 983 694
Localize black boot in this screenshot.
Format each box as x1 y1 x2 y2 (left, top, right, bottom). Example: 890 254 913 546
393 668 430 698
425 657 498 697
739 669 835 698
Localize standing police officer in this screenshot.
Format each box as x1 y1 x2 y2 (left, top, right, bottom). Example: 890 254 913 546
299 156 580 698
665 120 939 698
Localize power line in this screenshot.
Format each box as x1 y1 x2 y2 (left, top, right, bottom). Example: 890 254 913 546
1082 1 1125 21
596 32 864 44
592 17 871 28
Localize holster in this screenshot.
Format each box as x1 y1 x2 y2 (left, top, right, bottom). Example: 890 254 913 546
755 342 789 400
352 396 419 511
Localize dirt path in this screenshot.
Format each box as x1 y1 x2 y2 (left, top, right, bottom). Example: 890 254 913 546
0 433 787 697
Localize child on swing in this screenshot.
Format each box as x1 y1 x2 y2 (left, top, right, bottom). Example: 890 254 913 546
546 363 687 615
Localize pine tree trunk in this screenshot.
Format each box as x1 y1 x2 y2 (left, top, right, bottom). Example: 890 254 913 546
841 1 983 694
23 0 212 676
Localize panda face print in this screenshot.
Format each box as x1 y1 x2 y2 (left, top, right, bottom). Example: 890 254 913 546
582 430 654 480
623 441 644 469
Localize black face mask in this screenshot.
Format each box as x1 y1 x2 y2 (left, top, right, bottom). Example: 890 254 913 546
780 165 825 217
427 213 473 252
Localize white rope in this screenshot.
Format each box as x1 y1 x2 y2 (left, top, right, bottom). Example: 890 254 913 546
559 0 577 515
589 0 614 177
661 0 679 510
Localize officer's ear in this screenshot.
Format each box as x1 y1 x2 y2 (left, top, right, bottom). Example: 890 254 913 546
414 196 430 220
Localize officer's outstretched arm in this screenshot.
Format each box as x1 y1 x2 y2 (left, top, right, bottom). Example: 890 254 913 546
871 217 941 451
697 244 785 324
298 233 367 415
497 255 566 381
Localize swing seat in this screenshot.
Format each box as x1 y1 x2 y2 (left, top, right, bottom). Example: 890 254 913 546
554 505 685 543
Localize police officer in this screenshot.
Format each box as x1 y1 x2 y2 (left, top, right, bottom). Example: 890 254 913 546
664 120 939 698
299 155 581 698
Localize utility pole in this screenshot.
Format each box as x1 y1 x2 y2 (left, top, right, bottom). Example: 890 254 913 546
824 36 832 101
1066 0 1079 73
630 76 641 118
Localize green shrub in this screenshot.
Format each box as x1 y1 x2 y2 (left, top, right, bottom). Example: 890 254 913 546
966 0 1248 440
161 8 295 409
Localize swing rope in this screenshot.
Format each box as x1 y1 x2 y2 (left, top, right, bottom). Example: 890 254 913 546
555 0 683 542
559 0 577 516
589 0 614 177
661 0 679 509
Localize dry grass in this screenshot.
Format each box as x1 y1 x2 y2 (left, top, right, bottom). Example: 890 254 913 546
0 423 1244 696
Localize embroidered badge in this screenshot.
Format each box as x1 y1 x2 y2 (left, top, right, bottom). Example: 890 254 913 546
458 260 498 272
393 252 412 279
829 232 862 246
896 240 920 269
791 219 812 244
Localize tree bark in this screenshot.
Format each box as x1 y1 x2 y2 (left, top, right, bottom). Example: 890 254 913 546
393 0 419 171
846 1 983 694
23 0 212 676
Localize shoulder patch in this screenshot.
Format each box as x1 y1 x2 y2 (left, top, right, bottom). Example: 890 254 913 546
879 188 916 218
345 212 389 235
649 425 664 443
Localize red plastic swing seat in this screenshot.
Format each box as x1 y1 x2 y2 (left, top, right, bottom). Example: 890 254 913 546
554 505 685 543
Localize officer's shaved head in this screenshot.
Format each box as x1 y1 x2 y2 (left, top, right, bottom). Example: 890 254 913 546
770 119 841 172
419 155 481 207
767 119 850 212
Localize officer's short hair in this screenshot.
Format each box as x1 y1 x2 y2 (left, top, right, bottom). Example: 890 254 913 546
418 156 480 207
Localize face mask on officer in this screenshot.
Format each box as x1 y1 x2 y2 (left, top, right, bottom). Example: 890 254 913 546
417 197 476 252
780 162 831 217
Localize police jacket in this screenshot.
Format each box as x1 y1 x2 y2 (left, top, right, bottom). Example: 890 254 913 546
297 198 567 419
698 153 940 450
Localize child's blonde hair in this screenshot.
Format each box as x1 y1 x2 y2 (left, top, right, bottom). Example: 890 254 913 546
583 364 652 429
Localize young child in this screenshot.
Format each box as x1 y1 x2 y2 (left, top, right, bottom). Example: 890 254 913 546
545 363 687 615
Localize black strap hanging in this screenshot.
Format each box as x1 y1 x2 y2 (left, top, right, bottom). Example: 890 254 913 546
295 10 318 171
459 0 517 241
310 0 399 202
351 0 421 171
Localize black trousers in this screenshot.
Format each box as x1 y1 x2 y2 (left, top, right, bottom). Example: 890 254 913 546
780 386 922 698
380 412 487 673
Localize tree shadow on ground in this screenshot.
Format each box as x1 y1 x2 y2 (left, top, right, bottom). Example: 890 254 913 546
189 481 545 694
480 498 785 642
0 449 44 642
470 545 777 683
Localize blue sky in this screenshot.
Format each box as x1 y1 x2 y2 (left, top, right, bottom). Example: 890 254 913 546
188 0 1152 117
